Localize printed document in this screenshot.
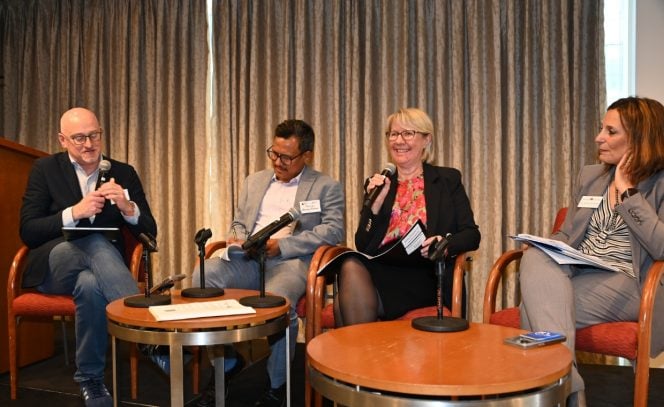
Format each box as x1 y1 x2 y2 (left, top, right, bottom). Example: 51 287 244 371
149 299 256 321
316 220 429 276
510 234 619 272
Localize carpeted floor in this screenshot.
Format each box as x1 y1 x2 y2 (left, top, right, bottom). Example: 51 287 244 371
1 322 663 406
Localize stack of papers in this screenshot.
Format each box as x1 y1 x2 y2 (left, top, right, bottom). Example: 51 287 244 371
148 299 256 321
510 234 619 273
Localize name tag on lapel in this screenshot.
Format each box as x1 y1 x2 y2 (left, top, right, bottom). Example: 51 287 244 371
300 200 321 214
577 196 602 208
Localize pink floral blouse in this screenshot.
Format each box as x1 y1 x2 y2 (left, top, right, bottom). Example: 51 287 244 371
380 175 427 247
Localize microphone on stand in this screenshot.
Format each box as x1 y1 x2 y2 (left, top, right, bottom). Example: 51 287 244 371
240 208 300 308
242 208 300 251
95 159 111 190
150 274 186 295
428 233 452 262
124 232 172 308
181 228 225 298
411 233 469 333
363 163 396 209
138 232 158 252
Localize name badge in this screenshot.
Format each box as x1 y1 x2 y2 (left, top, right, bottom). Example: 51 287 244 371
578 196 602 208
299 200 321 214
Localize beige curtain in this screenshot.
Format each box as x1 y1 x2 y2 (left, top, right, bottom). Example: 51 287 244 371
0 0 208 281
209 0 605 320
2 0 604 321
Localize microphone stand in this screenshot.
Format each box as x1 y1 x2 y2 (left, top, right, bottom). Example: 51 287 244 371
124 234 171 308
181 228 225 298
411 239 469 333
239 236 286 308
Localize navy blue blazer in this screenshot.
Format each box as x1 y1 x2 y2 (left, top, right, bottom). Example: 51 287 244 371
355 162 481 257
19 152 157 287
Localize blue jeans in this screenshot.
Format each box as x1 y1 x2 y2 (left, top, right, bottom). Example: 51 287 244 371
192 254 308 388
39 234 139 382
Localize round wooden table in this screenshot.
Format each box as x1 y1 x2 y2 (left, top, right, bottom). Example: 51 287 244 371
307 321 572 406
107 289 290 407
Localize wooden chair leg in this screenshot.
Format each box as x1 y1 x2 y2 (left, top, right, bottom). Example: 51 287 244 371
130 344 139 399
634 357 650 407
304 356 311 406
8 315 18 400
191 346 200 394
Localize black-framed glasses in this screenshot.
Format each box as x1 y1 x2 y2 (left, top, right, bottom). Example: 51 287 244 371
385 130 425 141
266 147 305 165
67 129 103 145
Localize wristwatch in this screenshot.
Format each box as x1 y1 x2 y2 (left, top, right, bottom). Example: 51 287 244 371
620 188 639 202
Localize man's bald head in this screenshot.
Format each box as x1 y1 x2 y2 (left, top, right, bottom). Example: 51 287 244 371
58 107 104 174
60 107 100 135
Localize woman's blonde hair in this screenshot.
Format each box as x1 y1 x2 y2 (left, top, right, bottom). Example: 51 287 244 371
384 107 434 163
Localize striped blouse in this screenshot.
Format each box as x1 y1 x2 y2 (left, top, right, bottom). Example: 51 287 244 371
577 187 634 278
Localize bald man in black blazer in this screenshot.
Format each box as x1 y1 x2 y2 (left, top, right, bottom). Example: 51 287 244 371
20 107 156 407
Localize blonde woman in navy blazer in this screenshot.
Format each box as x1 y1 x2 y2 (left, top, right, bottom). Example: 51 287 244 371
334 108 481 326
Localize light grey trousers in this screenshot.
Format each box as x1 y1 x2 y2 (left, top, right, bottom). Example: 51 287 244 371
519 247 641 393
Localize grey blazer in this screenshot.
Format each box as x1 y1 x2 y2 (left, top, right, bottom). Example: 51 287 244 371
229 165 345 263
553 164 664 356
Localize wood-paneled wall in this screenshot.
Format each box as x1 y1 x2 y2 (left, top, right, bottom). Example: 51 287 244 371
0 138 54 373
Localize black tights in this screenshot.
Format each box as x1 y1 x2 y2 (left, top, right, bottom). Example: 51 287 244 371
334 257 383 327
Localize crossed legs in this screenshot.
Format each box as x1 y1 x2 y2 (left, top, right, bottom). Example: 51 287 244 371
334 257 383 326
41 234 138 382
519 247 640 397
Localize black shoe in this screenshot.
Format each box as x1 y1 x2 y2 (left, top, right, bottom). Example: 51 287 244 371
254 384 286 407
79 379 112 407
195 354 245 407
139 344 193 375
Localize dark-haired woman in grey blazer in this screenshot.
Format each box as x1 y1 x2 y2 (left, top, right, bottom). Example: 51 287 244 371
519 97 664 407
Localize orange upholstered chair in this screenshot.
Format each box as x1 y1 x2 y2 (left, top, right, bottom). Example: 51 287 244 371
7 228 143 400
482 208 664 407
304 244 470 407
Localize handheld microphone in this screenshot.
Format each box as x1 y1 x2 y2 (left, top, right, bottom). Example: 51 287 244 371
95 159 111 190
428 233 452 261
138 232 158 252
242 207 300 251
363 163 396 208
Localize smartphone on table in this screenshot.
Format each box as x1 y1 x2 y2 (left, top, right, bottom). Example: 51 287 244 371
504 331 566 349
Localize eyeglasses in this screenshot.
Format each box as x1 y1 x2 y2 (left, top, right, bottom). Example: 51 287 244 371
67 129 103 145
266 147 305 165
385 130 425 141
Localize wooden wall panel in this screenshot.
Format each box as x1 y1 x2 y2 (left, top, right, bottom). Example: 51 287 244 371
0 138 54 373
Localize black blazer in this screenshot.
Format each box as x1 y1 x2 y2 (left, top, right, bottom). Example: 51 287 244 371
355 163 480 258
19 152 157 287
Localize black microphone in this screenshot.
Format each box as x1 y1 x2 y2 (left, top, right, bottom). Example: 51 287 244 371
150 273 186 295
363 163 396 208
242 207 300 251
194 228 212 246
138 232 158 252
428 233 452 262
95 159 111 189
